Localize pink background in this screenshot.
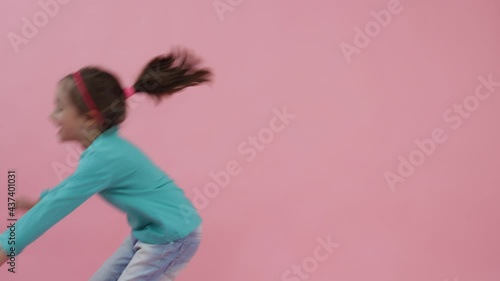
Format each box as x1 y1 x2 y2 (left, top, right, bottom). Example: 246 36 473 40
1 0 499 280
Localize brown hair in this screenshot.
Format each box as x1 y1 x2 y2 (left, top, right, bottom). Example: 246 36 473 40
59 47 213 131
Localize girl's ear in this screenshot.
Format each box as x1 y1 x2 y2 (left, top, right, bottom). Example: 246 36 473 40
83 109 101 125
91 109 102 119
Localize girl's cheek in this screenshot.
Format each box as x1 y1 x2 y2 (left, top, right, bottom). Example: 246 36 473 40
54 112 63 123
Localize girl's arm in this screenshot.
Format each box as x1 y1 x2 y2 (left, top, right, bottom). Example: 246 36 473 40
0 149 114 256
39 175 73 201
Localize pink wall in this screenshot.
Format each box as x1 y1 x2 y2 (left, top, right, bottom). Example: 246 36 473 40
1 0 500 280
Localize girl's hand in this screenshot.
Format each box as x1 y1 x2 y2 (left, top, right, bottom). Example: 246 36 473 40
0 249 8 267
15 196 39 211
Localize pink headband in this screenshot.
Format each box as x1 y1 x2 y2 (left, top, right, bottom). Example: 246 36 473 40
72 71 136 122
73 71 104 123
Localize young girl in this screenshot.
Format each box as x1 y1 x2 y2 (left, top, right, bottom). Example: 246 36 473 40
0 47 213 280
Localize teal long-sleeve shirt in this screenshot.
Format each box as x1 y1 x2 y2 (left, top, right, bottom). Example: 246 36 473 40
0 125 202 256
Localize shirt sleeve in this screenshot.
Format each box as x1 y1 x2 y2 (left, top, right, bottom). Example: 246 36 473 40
0 149 114 256
39 175 72 200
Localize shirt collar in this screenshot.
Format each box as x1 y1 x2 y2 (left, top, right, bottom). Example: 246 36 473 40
83 125 120 153
102 125 120 136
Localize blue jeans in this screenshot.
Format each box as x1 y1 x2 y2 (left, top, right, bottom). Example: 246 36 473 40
89 226 202 281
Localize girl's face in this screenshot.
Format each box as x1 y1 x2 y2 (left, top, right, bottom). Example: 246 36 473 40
50 85 95 143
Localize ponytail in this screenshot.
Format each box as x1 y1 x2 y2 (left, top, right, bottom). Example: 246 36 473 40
131 47 213 103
